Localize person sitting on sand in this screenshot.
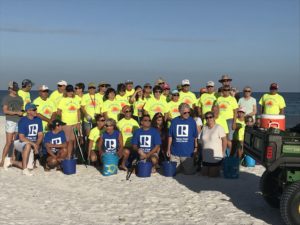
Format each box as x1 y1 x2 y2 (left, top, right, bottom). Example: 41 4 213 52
132 114 161 173
10 103 43 176
44 119 67 171
98 118 126 170
167 103 198 175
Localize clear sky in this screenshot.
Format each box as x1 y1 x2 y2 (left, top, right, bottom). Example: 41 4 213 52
0 0 299 92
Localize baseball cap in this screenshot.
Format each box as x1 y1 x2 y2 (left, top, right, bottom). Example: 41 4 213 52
125 80 133 84
57 80 67 86
144 83 152 88
237 106 246 113
66 84 74 92
88 82 96 88
38 85 49 91
182 79 190 86
25 103 37 111
156 78 165 84
8 81 19 91
51 119 66 127
171 89 179 95
206 81 215 87
22 79 33 87
270 83 279 89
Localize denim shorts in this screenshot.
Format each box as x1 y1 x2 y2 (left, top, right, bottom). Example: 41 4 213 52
5 120 18 133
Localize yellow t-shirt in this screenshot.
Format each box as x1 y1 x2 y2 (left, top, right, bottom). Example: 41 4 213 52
179 91 197 107
202 117 229 134
88 127 103 150
198 93 217 115
116 94 130 109
216 96 238 120
49 90 64 107
259 93 286 115
75 95 82 105
133 98 147 117
102 99 122 122
233 119 246 141
33 97 57 131
18 90 31 110
117 118 139 147
168 100 181 119
81 93 102 122
58 97 80 125
125 89 135 98
143 97 169 119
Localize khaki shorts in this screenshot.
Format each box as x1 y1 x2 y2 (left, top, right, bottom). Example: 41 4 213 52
170 155 196 175
62 125 76 141
6 120 18 133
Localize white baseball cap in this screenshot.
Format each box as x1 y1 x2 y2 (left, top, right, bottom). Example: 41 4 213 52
182 79 190 85
57 80 67 86
38 85 49 91
206 81 215 87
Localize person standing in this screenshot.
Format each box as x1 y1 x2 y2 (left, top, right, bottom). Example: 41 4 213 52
1 81 24 168
11 103 43 176
238 86 257 120
167 90 181 121
259 83 286 115
102 88 122 122
124 80 135 98
116 83 130 109
129 85 147 123
197 81 217 119
33 85 57 132
179 79 197 109
18 79 33 110
49 80 67 106
167 103 198 175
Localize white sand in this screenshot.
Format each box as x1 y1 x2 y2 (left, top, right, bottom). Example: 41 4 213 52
0 116 282 225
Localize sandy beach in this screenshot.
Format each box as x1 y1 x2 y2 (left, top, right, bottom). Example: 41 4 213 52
0 116 282 225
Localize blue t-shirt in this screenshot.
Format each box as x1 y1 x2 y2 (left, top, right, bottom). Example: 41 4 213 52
44 130 66 153
132 127 161 153
168 116 198 157
101 130 120 153
18 116 43 142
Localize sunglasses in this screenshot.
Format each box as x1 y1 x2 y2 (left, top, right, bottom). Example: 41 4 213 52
74 87 79 90
158 82 165 85
183 111 190 115
155 91 162 93
88 87 96 89
142 119 151 122
41 90 49 93
58 85 63 87
222 79 231 82
29 109 37 112
206 86 214 88
99 119 106 122
223 89 230 91
205 116 213 119
244 90 251 92
100 85 108 88
105 124 113 127
270 87 278 90
172 94 179 96
144 86 152 88
182 84 190 87
125 110 132 113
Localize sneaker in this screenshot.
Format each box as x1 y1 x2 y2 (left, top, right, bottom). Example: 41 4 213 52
3 157 12 170
22 169 33 176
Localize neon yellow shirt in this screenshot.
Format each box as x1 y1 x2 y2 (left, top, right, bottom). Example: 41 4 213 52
203 116 229 134
125 89 135 98
18 90 31 110
58 97 80 125
102 99 122 121
117 118 139 147
49 90 64 107
116 94 130 109
259 93 286 115
143 97 169 119
216 96 238 120
81 93 102 122
133 98 147 117
33 97 57 131
233 119 245 141
168 101 181 119
88 127 103 150
179 91 197 107
198 93 217 115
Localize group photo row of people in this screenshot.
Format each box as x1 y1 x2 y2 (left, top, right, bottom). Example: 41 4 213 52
1 74 286 177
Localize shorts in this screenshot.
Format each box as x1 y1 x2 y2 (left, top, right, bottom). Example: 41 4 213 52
170 154 196 175
83 122 93 132
14 140 30 153
227 119 234 140
202 160 223 167
62 125 76 141
5 120 18 133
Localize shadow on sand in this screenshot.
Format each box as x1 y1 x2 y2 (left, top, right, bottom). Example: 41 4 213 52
173 168 282 225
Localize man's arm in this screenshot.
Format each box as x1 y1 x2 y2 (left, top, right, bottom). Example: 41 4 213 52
146 145 160 158
166 136 173 157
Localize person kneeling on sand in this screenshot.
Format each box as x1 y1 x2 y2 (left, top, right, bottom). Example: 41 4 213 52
44 119 68 171
131 115 161 173
9 103 43 176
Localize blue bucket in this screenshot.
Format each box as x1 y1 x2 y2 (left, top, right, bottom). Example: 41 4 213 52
101 153 119 176
245 155 256 167
61 159 76 175
223 156 239 179
162 161 177 177
137 161 152 178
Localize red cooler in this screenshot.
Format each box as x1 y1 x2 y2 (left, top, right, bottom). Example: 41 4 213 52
261 114 285 131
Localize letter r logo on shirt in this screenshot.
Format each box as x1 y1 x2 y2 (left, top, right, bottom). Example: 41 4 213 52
105 139 117 150
176 125 189 137
140 135 151 147
28 124 38 136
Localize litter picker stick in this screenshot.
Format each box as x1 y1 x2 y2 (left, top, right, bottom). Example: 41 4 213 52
73 128 88 168
126 158 138 180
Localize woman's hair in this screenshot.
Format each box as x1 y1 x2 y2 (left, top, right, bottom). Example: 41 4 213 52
104 87 116 101
153 85 163 93
134 85 143 101
117 83 126 94
95 113 105 121
75 82 85 91
105 118 117 128
204 111 215 118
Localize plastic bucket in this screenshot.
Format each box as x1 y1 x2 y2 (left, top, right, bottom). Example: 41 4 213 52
101 153 119 176
223 157 239 179
244 155 256 167
162 161 177 177
61 159 76 175
137 161 152 178
261 114 285 131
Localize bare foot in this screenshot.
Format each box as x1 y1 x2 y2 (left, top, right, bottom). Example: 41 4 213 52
151 167 157 173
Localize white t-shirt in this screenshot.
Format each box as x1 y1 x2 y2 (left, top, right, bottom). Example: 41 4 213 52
200 124 226 163
238 97 257 118
194 117 203 139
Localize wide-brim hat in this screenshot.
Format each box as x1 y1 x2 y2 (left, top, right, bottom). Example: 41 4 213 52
218 74 232 83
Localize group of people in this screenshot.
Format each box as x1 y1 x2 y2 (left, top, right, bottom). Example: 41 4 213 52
0 75 286 177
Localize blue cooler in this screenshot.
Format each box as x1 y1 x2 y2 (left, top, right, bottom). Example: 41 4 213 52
101 153 119 176
162 161 177 177
244 155 256 167
223 156 239 179
137 161 152 177
61 158 77 175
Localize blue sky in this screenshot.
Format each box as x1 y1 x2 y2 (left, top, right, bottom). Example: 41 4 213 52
0 0 299 92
